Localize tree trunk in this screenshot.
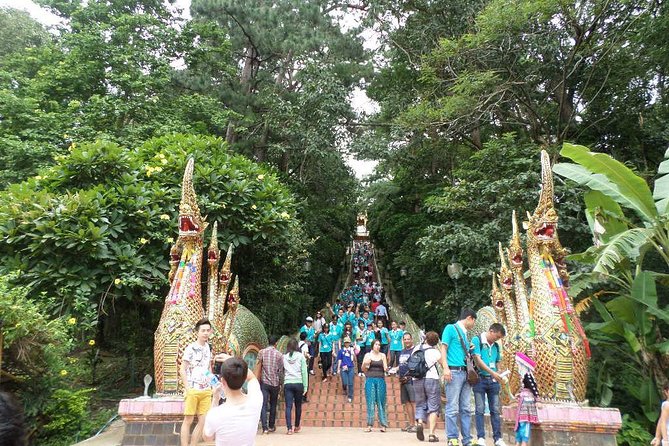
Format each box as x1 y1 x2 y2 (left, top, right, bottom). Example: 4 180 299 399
230 46 258 147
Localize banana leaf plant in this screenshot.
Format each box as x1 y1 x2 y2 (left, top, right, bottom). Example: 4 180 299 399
553 143 669 422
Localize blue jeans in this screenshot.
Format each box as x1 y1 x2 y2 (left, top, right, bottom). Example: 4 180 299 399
260 383 279 430
332 344 340 374
340 366 354 399
364 377 388 427
473 376 502 441
284 383 304 430
445 370 472 445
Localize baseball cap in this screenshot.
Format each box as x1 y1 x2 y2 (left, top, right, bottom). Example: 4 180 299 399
306 316 314 322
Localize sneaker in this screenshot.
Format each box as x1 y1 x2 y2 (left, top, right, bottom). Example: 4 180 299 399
294 426 301 433
495 440 508 446
477 439 486 446
347 397 352 403
262 430 269 435
447 440 461 446
287 429 293 435
416 423 424 441
406 425 417 433
268 427 276 433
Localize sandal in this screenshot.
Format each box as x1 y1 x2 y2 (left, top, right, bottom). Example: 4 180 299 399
380 426 386 433
416 423 424 441
428 434 439 443
364 426 372 432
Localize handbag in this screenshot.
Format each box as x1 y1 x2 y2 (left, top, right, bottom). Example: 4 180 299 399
454 325 480 386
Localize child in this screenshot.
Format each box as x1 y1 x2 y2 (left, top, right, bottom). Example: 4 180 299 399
514 352 539 446
652 382 669 446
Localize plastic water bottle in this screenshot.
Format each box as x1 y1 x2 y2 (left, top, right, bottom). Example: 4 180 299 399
204 370 220 387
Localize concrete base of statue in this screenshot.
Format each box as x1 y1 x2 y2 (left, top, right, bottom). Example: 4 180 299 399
501 403 622 446
118 397 186 446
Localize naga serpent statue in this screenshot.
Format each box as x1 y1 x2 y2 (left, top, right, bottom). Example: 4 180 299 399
492 150 590 403
154 158 268 395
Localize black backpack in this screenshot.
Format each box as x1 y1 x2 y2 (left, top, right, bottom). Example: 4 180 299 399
406 346 435 379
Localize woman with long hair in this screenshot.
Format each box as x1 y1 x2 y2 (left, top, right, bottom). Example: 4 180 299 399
283 338 308 435
318 323 333 382
362 339 388 432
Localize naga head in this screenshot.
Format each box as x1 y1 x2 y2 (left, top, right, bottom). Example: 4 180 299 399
492 274 505 312
219 244 233 285
178 158 205 237
498 242 513 291
207 222 220 266
508 210 524 269
527 150 558 245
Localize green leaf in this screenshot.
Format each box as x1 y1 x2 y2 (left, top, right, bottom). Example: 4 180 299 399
591 228 652 273
653 147 669 213
583 190 628 241
558 143 657 222
630 271 669 324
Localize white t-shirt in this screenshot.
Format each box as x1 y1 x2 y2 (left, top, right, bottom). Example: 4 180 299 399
203 379 263 446
422 345 442 380
183 342 212 390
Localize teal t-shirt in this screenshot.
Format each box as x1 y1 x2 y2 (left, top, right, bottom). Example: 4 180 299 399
330 323 342 343
441 323 468 367
355 327 366 346
389 329 404 351
346 312 357 327
365 330 376 346
319 332 334 352
300 325 315 342
379 327 389 345
471 335 502 376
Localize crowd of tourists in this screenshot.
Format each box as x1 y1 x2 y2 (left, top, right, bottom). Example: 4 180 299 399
174 241 552 446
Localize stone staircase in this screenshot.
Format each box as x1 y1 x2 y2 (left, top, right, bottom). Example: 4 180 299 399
272 373 446 429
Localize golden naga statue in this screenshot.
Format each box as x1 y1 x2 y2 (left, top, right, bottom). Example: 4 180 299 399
154 158 208 395
493 150 590 403
154 159 268 395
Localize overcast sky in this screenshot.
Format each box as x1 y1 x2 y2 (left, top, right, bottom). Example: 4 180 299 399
0 0 379 179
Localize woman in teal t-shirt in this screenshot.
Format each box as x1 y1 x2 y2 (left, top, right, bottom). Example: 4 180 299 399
377 320 390 355
318 324 334 382
388 320 404 368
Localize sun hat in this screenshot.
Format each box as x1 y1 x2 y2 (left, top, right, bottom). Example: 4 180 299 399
343 336 352 343
306 316 313 322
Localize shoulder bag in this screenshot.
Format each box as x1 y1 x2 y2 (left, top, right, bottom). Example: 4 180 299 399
454 325 479 386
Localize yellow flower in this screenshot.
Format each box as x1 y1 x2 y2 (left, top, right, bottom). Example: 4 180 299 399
63 134 69 139
251 204 257 210
69 357 78 363
166 237 174 243
35 175 42 180
154 166 163 173
161 158 168 165
140 238 148 244
160 214 170 220
114 278 121 285
88 339 96 346
67 317 76 325
157 153 165 159
257 174 265 180
60 369 68 376
280 212 290 219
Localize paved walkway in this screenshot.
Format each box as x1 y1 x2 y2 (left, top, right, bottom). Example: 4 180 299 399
74 421 495 446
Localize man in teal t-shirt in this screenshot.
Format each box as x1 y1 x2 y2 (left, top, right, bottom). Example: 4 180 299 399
440 309 477 446
471 323 505 446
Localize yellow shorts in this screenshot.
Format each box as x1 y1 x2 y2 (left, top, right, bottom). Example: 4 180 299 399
183 389 212 416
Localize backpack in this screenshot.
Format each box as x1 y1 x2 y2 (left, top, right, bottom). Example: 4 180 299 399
406 346 435 379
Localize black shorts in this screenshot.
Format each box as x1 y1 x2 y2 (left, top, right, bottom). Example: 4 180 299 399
400 380 415 404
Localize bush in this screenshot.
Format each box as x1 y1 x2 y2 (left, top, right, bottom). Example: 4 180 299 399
617 414 653 446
